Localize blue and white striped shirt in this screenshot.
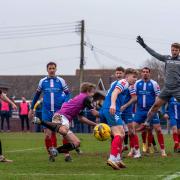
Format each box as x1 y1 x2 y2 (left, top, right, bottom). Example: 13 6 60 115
37 76 69 111
134 79 160 111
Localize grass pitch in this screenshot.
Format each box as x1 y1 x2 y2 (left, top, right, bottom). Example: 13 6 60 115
0 133 180 180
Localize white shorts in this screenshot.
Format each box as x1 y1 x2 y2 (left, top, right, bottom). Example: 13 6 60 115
61 115 70 129
60 115 72 135
52 113 72 135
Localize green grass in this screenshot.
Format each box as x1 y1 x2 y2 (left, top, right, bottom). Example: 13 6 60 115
0 133 180 180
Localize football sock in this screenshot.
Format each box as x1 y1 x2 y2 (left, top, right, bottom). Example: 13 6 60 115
141 131 147 144
51 132 57 147
111 135 122 156
178 134 180 143
173 133 179 148
45 136 52 153
134 134 139 150
63 138 68 144
157 131 165 150
148 131 153 147
62 138 70 155
152 135 156 146
124 132 128 146
129 134 134 148
57 143 76 153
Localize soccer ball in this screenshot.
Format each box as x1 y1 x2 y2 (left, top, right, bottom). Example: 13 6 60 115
93 123 111 141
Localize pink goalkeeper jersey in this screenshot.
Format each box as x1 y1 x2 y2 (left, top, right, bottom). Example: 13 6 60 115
57 93 88 122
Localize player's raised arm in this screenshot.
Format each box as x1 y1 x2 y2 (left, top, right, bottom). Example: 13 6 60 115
136 35 167 62
0 93 17 110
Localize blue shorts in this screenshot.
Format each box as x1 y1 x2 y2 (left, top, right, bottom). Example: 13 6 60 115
99 111 108 124
42 109 55 122
170 118 180 129
121 113 133 124
102 109 123 127
133 111 160 125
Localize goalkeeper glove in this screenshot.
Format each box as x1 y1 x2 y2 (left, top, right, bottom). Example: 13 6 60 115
136 36 146 48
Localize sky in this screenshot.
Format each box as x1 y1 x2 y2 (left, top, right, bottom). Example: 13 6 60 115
0 0 179 75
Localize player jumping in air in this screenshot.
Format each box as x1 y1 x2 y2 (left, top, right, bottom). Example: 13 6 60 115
136 36 180 127
166 97 180 152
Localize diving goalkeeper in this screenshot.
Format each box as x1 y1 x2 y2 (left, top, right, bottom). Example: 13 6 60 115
137 36 180 126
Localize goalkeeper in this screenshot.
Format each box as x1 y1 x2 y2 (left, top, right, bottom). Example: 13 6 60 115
137 36 180 126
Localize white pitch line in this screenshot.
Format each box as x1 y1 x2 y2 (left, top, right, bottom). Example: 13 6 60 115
163 172 180 180
1 173 165 177
6 147 44 153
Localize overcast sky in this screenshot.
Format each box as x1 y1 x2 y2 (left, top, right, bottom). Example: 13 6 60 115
0 0 179 75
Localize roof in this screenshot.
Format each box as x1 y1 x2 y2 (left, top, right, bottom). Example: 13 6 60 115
0 68 164 100
0 73 112 99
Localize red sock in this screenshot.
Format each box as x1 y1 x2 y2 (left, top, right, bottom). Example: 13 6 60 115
63 138 68 145
157 132 165 150
173 133 179 148
45 136 52 153
133 134 139 150
111 135 122 156
51 132 57 147
178 134 180 143
141 131 147 144
148 131 153 147
129 134 134 148
62 138 70 155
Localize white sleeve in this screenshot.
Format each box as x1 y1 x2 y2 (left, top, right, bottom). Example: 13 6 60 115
37 79 43 92
152 81 160 96
115 79 129 91
58 77 69 92
129 85 136 95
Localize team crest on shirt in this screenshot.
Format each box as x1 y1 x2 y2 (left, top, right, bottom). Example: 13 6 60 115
121 80 126 86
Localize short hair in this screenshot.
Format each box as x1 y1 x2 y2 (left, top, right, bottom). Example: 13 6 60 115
171 43 180 50
142 67 151 73
125 68 138 76
115 66 125 72
46 62 57 69
80 82 96 93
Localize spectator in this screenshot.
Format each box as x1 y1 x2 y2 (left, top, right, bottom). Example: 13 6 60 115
19 96 30 132
0 99 11 132
0 90 17 162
